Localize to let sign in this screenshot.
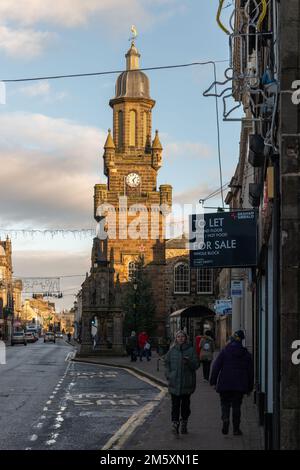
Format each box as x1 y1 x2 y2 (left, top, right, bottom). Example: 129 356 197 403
189 210 257 268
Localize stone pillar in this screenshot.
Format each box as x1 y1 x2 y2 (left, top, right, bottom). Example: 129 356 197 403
78 312 93 356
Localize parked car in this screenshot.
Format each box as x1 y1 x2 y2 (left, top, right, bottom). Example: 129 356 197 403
55 332 63 339
26 328 39 341
25 331 36 343
11 331 27 346
44 332 56 343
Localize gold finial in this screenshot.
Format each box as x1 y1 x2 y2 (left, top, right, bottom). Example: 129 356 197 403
129 25 138 44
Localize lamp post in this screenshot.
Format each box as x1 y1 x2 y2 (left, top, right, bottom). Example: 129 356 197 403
133 281 138 333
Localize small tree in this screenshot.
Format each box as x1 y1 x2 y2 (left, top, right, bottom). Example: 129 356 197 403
123 256 156 337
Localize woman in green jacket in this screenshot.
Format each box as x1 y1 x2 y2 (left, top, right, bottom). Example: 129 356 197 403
164 330 200 435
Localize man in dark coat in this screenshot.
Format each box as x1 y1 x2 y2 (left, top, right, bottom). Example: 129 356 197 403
210 330 254 436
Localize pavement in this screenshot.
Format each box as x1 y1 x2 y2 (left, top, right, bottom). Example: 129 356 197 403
73 350 264 451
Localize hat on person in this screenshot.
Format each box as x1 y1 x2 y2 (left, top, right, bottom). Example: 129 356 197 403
233 330 245 340
175 330 188 339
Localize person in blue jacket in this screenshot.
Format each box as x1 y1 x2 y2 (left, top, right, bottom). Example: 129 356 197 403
210 330 254 436
164 330 200 435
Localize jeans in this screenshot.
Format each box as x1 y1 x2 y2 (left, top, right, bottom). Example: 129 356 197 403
201 361 212 381
220 391 244 430
171 394 191 422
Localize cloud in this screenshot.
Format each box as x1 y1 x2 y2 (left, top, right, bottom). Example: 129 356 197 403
0 0 177 28
18 82 51 97
0 25 54 58
173 184 216 205
13 81 68 102
0 1 182 58
0 112 106 229
165 141 213 160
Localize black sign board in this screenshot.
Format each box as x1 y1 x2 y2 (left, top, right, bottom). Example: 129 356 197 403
189 210 257 268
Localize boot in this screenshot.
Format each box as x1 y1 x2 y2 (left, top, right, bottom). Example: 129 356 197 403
171 421 179 436
180 419 188 434
233 428 243 436
222 420 229 435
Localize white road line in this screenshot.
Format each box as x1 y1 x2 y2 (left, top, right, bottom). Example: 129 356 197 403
34 423 43 429
102 388 167 450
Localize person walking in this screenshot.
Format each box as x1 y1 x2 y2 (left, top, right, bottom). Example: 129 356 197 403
210 330 254 436
138 331 149 361
128 331 138 362
164 330 200 436
199 330 215 382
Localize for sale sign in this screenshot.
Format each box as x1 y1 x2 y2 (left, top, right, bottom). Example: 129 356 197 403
189 210 257 268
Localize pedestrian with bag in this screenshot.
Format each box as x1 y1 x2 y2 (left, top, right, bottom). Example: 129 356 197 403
210 330 254 436
199 330 215 381
138 331 149 361
164 330 200 436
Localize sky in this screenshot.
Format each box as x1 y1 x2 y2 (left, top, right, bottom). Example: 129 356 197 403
0 0 242 310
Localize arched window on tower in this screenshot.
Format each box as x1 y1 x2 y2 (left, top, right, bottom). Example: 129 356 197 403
118 110 123 148
129 110 136 146
174 262 190 294
143 111 147 147
128 261 137 281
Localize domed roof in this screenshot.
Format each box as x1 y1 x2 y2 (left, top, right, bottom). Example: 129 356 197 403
115 70 150 99
114 41 151 100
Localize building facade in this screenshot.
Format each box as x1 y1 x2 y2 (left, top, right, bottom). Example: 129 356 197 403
215 0 300 449
0 238 23 341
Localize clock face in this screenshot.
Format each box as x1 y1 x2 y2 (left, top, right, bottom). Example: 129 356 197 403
126 173 141 188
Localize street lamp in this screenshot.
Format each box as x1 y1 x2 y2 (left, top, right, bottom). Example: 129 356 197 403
133 281 138 332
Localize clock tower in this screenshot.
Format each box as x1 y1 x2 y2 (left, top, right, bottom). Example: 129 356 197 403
92 40 172 336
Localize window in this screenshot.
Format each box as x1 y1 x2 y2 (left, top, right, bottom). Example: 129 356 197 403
197 268 213 294
118 110 123 148
129 110 136 146
174 262 190 294
128 261 137 281
143 111 147 147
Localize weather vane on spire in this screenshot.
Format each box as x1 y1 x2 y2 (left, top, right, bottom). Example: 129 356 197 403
129 25 138 44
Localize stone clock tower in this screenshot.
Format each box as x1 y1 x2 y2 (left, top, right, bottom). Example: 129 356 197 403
79 41 172 355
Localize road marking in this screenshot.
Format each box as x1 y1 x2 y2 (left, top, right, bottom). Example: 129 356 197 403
34 423 43 429
102 388 167 450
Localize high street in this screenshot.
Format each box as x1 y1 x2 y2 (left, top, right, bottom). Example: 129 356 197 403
0 339 161 450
